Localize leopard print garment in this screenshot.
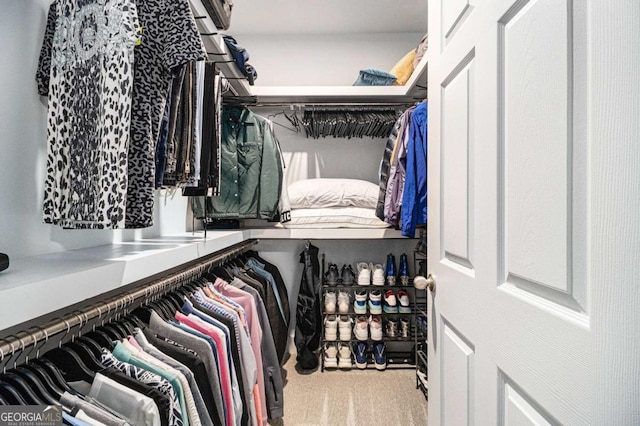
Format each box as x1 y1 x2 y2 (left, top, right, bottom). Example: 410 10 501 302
41 0 139 229
124 0 205 228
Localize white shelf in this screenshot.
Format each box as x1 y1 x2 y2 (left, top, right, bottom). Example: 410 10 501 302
188 0 252 97
251 54 427 104
0 227 413 332
246 226 408 240
0 231 246 332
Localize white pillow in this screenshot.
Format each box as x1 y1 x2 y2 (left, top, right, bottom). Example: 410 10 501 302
285 207 390 228
288 178 379 209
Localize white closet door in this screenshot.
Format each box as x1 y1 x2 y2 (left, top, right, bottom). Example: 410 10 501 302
427 0 640 424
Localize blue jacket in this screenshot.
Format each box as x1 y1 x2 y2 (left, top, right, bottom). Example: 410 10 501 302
401 101 427 237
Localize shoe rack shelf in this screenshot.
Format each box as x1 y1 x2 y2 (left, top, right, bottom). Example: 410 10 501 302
413 227 428 400
319 253 422 372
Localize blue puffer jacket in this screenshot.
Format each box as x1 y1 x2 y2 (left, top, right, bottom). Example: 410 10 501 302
401 101 427 237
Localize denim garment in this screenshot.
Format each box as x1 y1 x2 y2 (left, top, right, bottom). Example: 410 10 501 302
353 69 397 86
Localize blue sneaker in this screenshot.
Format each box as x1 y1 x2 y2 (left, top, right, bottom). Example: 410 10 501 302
354 290 367 314
385 254 397 286
354 342 368 369
374 342 387 370
398 253 409 286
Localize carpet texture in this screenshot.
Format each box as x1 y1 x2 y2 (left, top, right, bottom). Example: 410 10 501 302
268 356 428 426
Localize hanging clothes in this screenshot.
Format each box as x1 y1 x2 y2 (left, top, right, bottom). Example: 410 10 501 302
1 247 287 424
378 100 427 235
124 0 206 228
294 243 322 371
182 62 223 197
191 107 283 221
401 101 427 237
376 115 403 220
36 0 139 229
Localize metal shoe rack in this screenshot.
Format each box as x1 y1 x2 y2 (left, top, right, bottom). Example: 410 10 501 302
319 254 425 372
414 227 428 399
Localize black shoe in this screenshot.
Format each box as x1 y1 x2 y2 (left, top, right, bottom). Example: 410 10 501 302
341 264 356 286
325 263 340 286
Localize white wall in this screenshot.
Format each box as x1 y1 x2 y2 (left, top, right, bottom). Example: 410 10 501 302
252 106 388 186
0 2 190 260
237 33 424 86
0 4 415 261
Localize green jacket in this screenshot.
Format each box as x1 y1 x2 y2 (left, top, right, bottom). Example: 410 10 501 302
192 108 282 219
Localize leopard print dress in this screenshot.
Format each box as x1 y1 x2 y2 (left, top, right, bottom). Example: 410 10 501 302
40 0 139 229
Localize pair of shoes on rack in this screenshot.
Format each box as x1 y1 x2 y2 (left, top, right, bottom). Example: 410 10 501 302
353 342 386 370
353 315 383 341
325 263 357 286
385 253 411 286
325 314 353 341
383 289 412 313
324 342 352 369
356 262 385 286
353 289 383 314
385 317 410 338
325 290 350 314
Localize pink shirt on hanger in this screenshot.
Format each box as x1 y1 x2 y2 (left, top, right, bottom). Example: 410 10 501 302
175 312 235 426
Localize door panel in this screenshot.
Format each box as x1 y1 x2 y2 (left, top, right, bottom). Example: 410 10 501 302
441 51 475 272
441 320 475 426
499 372 557 426
442 0 473 43
498 0 588 313
428 0 598 424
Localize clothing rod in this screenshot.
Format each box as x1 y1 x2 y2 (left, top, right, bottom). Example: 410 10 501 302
0 239 259 361
250 102 414 108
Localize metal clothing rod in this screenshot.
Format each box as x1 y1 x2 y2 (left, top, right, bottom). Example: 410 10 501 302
0 239 259 362
251 102 414 108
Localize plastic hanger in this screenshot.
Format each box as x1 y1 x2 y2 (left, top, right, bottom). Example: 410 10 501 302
81 331 113 351
42 347 95 383
131 306 153 325
19 363 65 399
31 358 79 396
76 336 103 357
98 324 123 341
63 341 104 372
0 382 28 405
0 372 46 405
12 367 59 404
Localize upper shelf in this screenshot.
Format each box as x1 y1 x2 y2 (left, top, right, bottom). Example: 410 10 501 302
251 54 428 104
188 0 252 97
190 0 427 103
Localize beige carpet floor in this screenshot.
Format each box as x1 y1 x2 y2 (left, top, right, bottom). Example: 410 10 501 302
268 356 428 426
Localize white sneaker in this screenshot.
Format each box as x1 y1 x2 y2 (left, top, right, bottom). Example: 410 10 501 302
354 290 368 314
354 315 369 341
338 343 352 369
398 290 412 313
372 264 385 286
369 315 383 341
383 290 398 313
325 314 338 341
338 315 352 341
357 262 371 285
368 289 382 315
324 343 338 368
324 291 336 314
337 291 350 314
